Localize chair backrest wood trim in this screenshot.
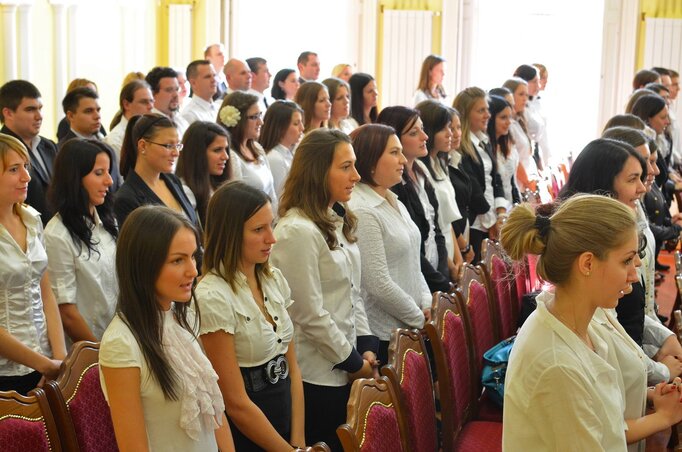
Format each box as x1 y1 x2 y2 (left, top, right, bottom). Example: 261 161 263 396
0 387 62 451
481 239 516 338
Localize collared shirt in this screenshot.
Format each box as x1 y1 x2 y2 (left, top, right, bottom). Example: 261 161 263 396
230 145 278 213
196 267 294 367
44 211 117 341
179 96 218 126
104 116 128 163
271 207 372 386
246 88 273 112
29 135 49 177
70 128 104 141
0 205 52 376
266 143 294 199
470 131 506 231
509 119 540 181
347 183 429 340
503 291 627 451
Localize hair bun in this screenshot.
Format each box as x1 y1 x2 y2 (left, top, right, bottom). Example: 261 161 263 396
534 215 551 240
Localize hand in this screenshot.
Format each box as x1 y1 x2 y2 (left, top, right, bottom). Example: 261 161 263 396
450 262 462 282
489 224 499 240
38 358 62 380
652 381 682 426
463 247 475 264
362 351 378 368
348 359 373 381
423 308 431 324
661 355 682 379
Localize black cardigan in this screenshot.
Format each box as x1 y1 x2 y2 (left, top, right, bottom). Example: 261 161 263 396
460 140 505 226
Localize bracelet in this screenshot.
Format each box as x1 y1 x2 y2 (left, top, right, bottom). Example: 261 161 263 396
460 244 471 254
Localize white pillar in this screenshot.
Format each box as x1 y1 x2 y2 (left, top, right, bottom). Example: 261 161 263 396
49 1 68 118
17 3 32 79
2 4 17 81
66 4 78 80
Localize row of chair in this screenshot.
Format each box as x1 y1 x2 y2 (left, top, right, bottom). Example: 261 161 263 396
336 239 539 451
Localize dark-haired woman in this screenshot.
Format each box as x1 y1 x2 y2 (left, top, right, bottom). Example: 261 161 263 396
45 139 118 344
100 206 231 452
197 181 305 451
349 73 378 126
175 121 231 227
486 95 520 210
271 69 300 101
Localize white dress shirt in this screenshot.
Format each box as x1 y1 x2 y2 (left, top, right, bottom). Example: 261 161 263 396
246 88 273 112
503 291 627 451
509 119 540 182
266 143 294 200
0 205 52 376
44 212 117 341
196 268 294 367
348 183 430 340
104 116 128 164
496 147 520 211
179 96 218 126
231 145 278 213
271 207 372 386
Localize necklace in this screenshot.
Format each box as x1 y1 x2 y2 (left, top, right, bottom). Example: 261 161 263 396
550 307 595 352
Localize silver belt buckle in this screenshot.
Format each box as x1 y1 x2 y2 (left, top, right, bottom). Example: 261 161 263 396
265 355 289 384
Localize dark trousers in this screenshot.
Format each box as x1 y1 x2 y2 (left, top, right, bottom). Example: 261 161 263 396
303 382 351 452
470 228 489 264
0 370 42 395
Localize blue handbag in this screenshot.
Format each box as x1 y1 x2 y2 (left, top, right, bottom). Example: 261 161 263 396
481 335 516 406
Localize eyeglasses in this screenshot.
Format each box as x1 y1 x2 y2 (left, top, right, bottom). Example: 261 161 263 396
145 140 183 151
246 112 263 121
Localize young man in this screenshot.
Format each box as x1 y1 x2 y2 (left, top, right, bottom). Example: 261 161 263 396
146 66 188 137
297 51 320 83
246 57 273 111
180 60 218 126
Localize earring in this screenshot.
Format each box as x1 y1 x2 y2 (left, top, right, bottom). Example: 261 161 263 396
586 271 591 277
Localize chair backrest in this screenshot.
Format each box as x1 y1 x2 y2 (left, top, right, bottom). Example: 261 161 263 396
526 253 543 292
424 291 476 452
381 329 438 452
44 341 118 452
308 442 331 451
675 251 682 274
481 239 516 339
337 377 410 452
459 264 499 376
0 388 61 452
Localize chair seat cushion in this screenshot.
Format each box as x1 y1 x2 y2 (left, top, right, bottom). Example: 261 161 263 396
454 421 502 452
476 390 503 423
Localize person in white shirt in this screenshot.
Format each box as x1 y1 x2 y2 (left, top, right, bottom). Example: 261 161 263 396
105 80 154 161
146 66 189 137
260 100 304 199
271 129 378 451
271 69 300 102
45 139 117 344
99 206 232 452
224 58 252 94
485 95 520 210
322 77 358 135
413 54 447 106
348 124 431 363
180 60 218 127
295 82 331 133
514 64 550 169
297 51 320 83
246 57 274 112
331 63 353 82
197 181 305 451
204 43 227 101
0 133 66 395
217 92 278 213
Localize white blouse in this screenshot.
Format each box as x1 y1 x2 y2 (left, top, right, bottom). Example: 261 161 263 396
231 144 278 213
44 211 118 341
271 207 372 387
415 172 439 268
348 183 430 340
509 119 540 182
470 132 506 231
195 267 294 367
0 205 52 377
266 143 294 200
496 147 520 211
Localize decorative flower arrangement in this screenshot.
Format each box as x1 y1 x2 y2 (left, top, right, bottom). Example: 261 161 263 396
219 105 240 127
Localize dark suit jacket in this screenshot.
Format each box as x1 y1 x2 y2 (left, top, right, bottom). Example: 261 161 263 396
56 117 106 142
58 131 122 193
1 126 57 225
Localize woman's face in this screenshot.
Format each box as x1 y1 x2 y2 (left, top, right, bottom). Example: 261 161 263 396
331 86 350 121
281 111 304 148
373 134 407 189
400 117 428 160
280 72 300 100
0 150 30 206
313 88 332 123
527 75 540 97
363 80 378 109
613 156 647 208
206 135 229 176
433 121 453 153
469 98 491 134
327 142 361 205
513 84 528 114
240 202 276 270
338 66 353 82
140 127 181 174
429 62 445 86
155 227 198 310
495 106 513 138
590 228 641 309
244 103 263 141
633 143 655 191
649 105 670 135
82 152 113 209
450 114 462 150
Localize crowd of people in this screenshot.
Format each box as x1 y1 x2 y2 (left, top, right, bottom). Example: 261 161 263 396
0 43 681 450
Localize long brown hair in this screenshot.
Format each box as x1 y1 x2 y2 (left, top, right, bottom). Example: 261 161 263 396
295 81 328 132
452 86 487 161
279 129 357 248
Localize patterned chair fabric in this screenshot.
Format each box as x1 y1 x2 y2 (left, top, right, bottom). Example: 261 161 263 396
481 239 517 339
0 388 61 452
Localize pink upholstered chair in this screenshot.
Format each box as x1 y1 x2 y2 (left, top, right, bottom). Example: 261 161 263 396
0 387 61 451
381 329 438 452
481 239 517 339
44 341 118 452
337 377 409 452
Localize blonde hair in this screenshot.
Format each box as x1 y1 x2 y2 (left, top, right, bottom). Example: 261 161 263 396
332 64 352 78
452 86 486 161
66 78 97 93
500 194 636 285
0 133 30 212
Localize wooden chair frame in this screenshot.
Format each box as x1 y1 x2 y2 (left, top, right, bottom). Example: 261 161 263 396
480 239 517 339
0 387 62 451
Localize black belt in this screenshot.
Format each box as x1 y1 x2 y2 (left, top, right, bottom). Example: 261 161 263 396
240 355 289 392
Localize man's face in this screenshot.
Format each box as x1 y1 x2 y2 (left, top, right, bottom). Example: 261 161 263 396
191 64 217 100
251 63 272 93
124 88 154 117
2 97 43 141
226 60 252 91
67 97 101 136
299 54 320 81
155 77 180 114
207 44 226 72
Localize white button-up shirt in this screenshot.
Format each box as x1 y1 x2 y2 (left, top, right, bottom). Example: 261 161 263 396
271 207 372 387
103 116 128 163
44 211 118 341
231 146 278 214
179 96 218 127
266 143 294 200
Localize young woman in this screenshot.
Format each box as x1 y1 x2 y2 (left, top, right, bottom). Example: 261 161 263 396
501 194 682 450
486 95 520 210
348 124 431 363
0 133 65 394
416 100 464 277
452 87 506 262
45 139 117 344
413 54 447 106
217 92 278 212
331 64 353 82
632 93 672 191
322 77 358 135
99 206 231 452
197 181 305 451
115 114 199 230
513 64 549 168
175 121 231 227
377 106 452 293
349 73 378 126
260 100 304 198
271 69 300 101
271 129 377 451
294 82 331 132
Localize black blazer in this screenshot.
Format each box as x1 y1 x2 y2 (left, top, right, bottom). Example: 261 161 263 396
1 126 57 225
448 161 472 237
460 140 505 225
58 132 122 193
644 182 682 243
56 117 106 142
